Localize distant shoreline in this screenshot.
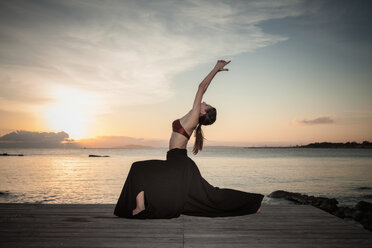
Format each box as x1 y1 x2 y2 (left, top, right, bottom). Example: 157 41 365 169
244 141 372 149
0 141 371 149
297 141 371 149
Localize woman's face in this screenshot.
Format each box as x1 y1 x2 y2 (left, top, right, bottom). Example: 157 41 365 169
200 102 212 115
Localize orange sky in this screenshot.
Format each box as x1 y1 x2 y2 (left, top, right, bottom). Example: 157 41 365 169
0 1 371 148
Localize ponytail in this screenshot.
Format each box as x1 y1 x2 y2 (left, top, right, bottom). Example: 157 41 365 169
192 123 204 155
192 106 216 155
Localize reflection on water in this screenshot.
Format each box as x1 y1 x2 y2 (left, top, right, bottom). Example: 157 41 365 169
0 147 371 206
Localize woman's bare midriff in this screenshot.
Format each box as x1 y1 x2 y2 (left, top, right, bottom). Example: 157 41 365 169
169 111 196 150
169 131 189 150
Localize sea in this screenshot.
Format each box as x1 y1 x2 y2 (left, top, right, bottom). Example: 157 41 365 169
0 147 371 207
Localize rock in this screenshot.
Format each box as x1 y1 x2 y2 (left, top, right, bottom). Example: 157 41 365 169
333 208 345 218
308 196 318 205
268 190 308 204
0 152 24 156
359 214 372 231
336 206 366 222
268 190 339 211
268 190 372 232
355 201 372 213
268 190 289 198
338 206 354 218
312 198 321 207
352 210 364 221
0 153 24 156
296 194 309 204
354 201 372 230
319 198 339 213
356 186 372 190
291 193 308 204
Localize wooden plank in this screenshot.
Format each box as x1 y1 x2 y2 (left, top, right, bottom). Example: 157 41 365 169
182 205 372 248
1 203 371 248
0 203 183 248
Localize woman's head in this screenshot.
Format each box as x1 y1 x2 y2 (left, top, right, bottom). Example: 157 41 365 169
199 103 217 125
193 102 217 155
200 102 213 116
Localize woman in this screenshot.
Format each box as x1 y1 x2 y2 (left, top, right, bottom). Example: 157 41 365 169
114 60 264 219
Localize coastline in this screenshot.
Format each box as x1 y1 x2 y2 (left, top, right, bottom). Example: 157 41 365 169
268 190 372 232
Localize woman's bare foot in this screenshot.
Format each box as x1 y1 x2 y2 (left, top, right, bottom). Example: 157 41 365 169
132 191 146 215
256 207 261 214
132 207 145 215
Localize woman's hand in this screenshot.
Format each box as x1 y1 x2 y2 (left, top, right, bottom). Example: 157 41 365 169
214 60 231 72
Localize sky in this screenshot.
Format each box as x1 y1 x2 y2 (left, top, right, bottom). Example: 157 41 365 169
0 0 371 148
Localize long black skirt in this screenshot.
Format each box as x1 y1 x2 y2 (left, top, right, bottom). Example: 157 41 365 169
114 148 264 219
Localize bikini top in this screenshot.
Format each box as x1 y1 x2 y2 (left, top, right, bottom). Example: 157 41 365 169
172 119 190 140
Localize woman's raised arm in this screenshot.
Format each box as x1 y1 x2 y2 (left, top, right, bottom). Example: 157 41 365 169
189 60 231 123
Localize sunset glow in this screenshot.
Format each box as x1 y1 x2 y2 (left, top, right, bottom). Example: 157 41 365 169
44 87 98 140
0 0 371 147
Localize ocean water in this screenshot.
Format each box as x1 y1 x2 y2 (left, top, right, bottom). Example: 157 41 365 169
0 147 371 207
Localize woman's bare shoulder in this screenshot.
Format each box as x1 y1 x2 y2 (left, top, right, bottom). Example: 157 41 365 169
179 110 197 134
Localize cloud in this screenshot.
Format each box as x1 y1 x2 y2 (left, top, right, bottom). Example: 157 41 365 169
0 130 167 148
0 130 78 148
0 0 304 111
290 116 335 126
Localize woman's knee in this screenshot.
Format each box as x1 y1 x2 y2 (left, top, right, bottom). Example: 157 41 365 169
130 162 141 173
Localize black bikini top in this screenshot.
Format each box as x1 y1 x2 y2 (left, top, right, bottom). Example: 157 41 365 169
172 119 190 140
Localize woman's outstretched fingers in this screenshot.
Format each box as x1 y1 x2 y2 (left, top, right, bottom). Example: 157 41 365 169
215 59 231 71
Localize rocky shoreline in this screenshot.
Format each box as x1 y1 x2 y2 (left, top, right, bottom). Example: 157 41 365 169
0 153 24 156
268 190 372 232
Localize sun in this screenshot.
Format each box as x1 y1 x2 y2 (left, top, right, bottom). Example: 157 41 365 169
44 86 98 140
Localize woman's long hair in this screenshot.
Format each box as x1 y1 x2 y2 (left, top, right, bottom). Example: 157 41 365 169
193 107 217 155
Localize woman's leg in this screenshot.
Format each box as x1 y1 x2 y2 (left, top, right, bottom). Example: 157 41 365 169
132 191 146 215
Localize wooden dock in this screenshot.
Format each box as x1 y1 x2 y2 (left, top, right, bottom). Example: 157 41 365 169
1 203 372 247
